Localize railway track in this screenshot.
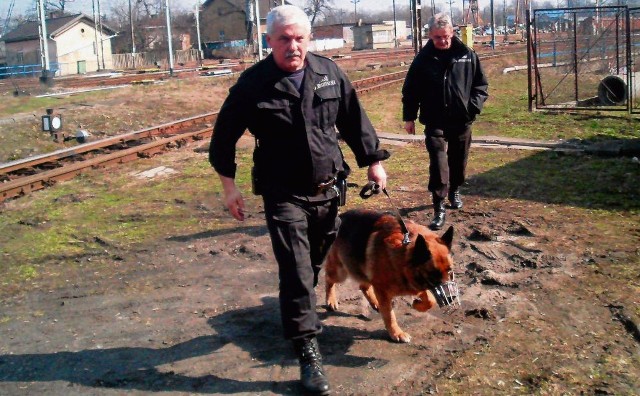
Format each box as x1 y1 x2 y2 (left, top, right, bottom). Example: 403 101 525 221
0 71 407 202
0 46 522 202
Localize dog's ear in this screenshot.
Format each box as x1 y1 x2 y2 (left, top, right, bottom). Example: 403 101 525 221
440 226 454 251
411 234 432 266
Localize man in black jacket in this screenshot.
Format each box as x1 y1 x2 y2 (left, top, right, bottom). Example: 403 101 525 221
402 13 488 230
209 5 389 395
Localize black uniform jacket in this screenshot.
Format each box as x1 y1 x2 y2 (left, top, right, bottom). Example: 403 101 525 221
210 52 389 196
402 36 489 127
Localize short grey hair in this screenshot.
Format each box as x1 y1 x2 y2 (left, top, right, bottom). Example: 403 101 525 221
266 5 311 36
427 12 453 33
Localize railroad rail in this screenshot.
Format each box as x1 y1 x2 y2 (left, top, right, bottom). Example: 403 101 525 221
0 46 521 202
0 71 407 202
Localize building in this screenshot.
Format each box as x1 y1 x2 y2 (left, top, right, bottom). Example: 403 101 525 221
312 23 356 44
352 23 396 50
1 13 116 77
200 0 289 43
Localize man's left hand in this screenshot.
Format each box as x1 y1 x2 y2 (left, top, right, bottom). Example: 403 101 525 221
367 161 387 190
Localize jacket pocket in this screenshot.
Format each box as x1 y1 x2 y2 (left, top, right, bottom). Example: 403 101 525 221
314 86 341 127
256 99 293 129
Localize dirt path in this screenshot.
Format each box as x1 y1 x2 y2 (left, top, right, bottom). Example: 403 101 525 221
1 178 638 395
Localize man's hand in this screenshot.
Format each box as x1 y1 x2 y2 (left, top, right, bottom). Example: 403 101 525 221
404 120 416 135
219 175 245 221
367 161 387 191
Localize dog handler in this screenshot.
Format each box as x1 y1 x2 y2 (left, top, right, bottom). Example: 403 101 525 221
209 5 389 394
402 12 488 230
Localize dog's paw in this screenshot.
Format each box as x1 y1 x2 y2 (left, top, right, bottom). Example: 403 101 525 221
390 331 412 343
326 301 339 312
412 291 436 312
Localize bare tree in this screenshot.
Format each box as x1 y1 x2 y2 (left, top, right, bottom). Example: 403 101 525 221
45 0 72 14
304 0 335 26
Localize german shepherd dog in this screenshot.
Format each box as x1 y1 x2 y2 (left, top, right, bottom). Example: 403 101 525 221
324 209 459 343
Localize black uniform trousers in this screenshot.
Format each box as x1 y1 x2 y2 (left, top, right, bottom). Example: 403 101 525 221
425 124 473 200
263 193 340 340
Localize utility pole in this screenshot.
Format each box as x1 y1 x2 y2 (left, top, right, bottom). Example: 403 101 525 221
411 0 423 54
92 0 100 71
165 0 175 76
254 0 262 60
392 0 398 47
129 0 136 68
449 0 454 24
195 1 203 65
36 0 51 82
97 0 105 69
351 0 360 23
490 0 496 49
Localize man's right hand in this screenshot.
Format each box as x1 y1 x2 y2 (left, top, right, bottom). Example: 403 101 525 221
219 175 245 221
404 120 416 135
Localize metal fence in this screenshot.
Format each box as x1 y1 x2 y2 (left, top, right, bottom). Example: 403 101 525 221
0 63 60 78
527 5 640 114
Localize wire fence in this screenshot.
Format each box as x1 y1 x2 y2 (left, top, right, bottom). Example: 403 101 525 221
528 5 640 114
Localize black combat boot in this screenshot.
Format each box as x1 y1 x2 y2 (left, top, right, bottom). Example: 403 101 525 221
429 197 446 230
292 336 330 395
448 189 463 209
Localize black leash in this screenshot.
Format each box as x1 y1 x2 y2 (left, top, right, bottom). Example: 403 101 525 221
359 181 411 245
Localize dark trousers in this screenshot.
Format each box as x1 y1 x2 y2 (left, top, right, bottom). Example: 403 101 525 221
425 124 473 200
263 194 340 340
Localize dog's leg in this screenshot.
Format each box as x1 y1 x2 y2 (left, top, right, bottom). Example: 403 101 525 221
359 284 379 312
325 249 344 312
376 291 412 343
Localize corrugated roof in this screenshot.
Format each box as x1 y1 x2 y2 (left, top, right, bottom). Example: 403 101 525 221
1 13 115 43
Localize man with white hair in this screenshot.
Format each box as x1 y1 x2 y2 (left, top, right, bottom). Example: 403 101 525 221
209 5 389 395
402 12 488 231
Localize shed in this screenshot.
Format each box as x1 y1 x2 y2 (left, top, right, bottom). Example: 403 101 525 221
352 23 395 50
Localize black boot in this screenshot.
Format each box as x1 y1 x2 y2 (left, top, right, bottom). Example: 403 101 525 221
293 337 330 395
448 189 463 209
429 197 446 230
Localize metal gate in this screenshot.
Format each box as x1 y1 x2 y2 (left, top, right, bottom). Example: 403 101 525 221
527 6 640 114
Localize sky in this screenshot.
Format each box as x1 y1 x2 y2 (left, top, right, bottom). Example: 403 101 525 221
2 0 461 19
2 0 516 24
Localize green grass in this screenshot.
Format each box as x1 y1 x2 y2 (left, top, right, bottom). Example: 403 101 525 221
1 65 639 294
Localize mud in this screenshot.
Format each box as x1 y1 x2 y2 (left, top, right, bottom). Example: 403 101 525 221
1 185 638 395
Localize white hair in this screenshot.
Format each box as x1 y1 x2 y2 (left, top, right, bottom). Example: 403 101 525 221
427 12 453 32
266 5 311 36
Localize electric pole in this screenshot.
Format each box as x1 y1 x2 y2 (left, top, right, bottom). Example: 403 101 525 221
196 1 203 65
129 0 136 68
165 0 175 76
92 0 100 71
254 0 262 60
97 0 105 69
351 0 360 23
36 0 51 82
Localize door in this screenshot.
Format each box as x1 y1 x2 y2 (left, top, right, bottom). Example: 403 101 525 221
77 60 87 74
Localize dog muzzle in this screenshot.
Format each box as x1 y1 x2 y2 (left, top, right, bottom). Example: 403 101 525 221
431 272 461 312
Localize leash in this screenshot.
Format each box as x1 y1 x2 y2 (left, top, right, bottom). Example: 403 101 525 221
359 181 411 246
